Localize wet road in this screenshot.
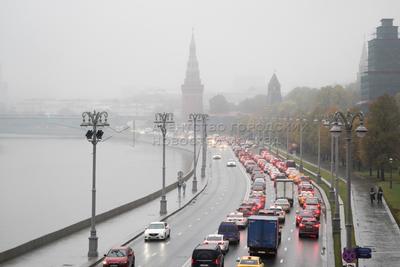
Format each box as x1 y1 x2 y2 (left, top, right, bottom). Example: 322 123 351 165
97 147 326 267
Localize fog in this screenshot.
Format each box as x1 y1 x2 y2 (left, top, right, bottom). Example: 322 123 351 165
0 0 399 100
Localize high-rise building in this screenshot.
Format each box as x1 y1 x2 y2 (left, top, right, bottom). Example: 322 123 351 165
266 73 282 105
181 32 204 120
356 42 368 92
361 19 400 101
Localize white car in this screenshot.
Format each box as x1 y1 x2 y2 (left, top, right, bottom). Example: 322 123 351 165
226 160 236 167
144 222 170 241
274 198 291 212
226 211 248 229
203 234 229 253
269 205 286 223
213 154 222 160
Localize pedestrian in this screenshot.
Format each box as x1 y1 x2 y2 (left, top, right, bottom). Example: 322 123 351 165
377 187 383 204
182 181 186 195
369 187 376 204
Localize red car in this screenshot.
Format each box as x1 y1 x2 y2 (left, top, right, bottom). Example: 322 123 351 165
296 210 314 226
103 246 135 267
304 205 321 220
299 217 320 238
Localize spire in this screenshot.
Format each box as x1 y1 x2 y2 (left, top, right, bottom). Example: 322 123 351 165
267 73 282 104
183 31 202 88
359 41 368 73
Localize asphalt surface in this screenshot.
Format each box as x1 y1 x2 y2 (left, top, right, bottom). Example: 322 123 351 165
97 146 326 267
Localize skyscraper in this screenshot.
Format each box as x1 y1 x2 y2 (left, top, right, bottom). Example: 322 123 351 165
361 19 400 101
181 32 204 120
266 73 282 105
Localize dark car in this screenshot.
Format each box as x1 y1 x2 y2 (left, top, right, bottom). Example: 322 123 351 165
299 217 320 238
218 221 240 244
103 246 135 267
191 243 224 267
304 205 321 220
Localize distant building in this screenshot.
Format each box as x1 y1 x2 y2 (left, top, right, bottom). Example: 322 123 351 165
181 32 204 120
356 42 368 92
266 73 282 105
361 19 400 101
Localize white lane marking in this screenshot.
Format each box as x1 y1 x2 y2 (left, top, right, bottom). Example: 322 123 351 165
290 229 294 233
196 218 201 221
280 259 284 263
181 257 191 267
188 224 192 228
288 237 291 241
284 247 287 251
151 252 158 257
166 241 170 245
178 232 182 236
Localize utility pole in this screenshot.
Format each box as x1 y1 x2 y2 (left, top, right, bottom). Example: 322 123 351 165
154 112 174 215
80 110 109 258
200 114 209 178
189 113 202 192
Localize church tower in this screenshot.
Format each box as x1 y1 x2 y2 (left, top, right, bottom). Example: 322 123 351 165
267 73 282 105
181 32 204 120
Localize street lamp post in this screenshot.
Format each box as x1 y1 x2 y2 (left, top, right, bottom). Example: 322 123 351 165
389 158 393 189
332 111 367 250
80 110 109 258
330 121 342 233
314 119 322 183
200 114 209 178
154 112 174 215
324 119 336 201
297 118 306 172
286 118 290 158
189 113 202 192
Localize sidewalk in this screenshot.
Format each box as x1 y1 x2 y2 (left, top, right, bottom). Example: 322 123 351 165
279 148 400 266
3 162 207 267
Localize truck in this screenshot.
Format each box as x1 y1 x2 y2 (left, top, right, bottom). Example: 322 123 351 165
247 216 279 256
275 178 294 207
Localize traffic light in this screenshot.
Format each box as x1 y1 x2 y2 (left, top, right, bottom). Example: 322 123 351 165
96 130 104 140
85 130 94 139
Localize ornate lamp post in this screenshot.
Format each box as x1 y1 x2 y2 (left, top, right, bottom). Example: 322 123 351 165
189 113 202 192
323 118 336 201
154 112 174 214
314 118 322 183
80 110 109 258
286 118 292 159
200 114 209 178
331 111 367 249
330 120 342 233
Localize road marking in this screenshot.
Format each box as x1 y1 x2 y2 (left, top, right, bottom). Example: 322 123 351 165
188 224 192 228
290 229 294 233
196 218 201 221
204 211 208 215
288 237 291 241
151 252 158 257
166 241 170 245
280 259 284 263
284 247 287 251
178 232 182 236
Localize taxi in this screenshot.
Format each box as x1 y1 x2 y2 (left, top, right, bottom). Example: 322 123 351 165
236 256 264 267
298 191 314 207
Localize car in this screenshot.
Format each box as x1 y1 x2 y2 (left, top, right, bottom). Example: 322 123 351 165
226 211 248 229
144 221 170 241
274 198 291 212
298 191 314 207
213 154 222 160
304 205 321 220
298 183 314 194
203 234 229 254
304 197 321 210
269 205 286 223
191 243 224 267
102 246 135 267
299 217 320 238
295 209 314 226
238 203 256 217
218 221 240 244
226 160 237 167
236 256 264 267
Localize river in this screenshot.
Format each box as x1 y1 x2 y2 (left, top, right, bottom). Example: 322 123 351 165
0 133 192 252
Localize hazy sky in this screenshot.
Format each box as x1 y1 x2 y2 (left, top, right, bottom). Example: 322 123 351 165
0 0 399 99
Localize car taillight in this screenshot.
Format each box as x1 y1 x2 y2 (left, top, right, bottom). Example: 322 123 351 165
192 258 196 264
204 241 208 244
314 224 320 228
213 258 221 265
218 241 223 245
296 216 300 221
316 210 320 214
299 223 305 227
102 260 108 265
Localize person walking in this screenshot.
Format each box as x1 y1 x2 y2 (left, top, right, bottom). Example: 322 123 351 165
377 187 383 204
370 187 376 204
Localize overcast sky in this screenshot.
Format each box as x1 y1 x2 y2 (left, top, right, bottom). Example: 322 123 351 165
0 0 399 100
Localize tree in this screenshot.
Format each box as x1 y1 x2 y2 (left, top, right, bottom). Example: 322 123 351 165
209 94 234 114
361 94 400 179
